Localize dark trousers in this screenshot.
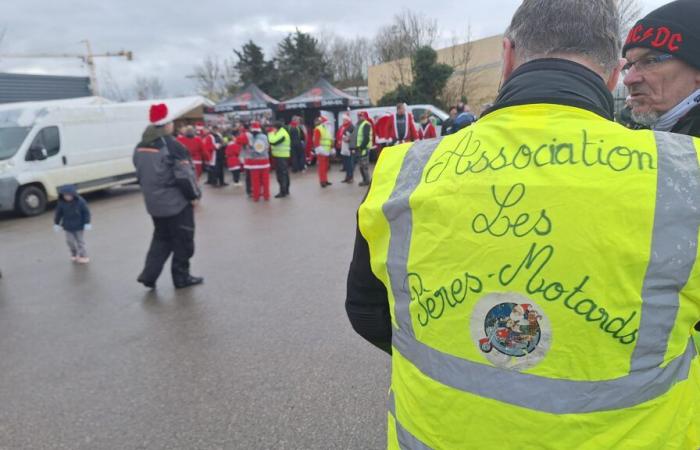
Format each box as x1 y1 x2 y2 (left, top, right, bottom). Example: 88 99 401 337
342 154 355 180
273 157 290 195
214 162 226 186
245 170 252 195
358 152 371 183
139 205 195 285
291 146 305 172
230 169 241 183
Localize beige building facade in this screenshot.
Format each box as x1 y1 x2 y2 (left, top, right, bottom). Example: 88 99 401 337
368 34 504 115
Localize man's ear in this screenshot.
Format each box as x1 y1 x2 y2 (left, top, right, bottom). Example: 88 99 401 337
501 37 516 86
606 58 625 92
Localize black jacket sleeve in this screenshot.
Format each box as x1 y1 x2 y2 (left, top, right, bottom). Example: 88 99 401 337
346 220 392 354
54 203 63 225
80 199 91 225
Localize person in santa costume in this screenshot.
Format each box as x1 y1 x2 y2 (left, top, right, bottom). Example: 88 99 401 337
417 112 437 140
313 115 334 188
244 121 271 202
337 114 355 183
376 102 417 145
225 124 243 187
200 127 217 185
177 126 204 179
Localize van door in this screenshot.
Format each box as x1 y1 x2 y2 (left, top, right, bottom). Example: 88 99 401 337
25 125 65 192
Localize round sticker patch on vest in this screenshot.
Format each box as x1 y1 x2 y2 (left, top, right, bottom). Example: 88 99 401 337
470 292 552 371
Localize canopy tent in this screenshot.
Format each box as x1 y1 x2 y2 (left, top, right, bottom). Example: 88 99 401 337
213 84 279 113
277 78 369 112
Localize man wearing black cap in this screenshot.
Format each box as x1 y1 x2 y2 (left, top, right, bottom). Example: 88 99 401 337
623 0 700 136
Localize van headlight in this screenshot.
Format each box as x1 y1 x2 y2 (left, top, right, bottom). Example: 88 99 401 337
0 160 14 174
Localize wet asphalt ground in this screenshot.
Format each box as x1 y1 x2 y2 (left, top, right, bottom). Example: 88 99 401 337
0 168 390 450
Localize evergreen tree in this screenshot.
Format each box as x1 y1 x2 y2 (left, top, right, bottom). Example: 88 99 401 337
234 40 279 98
275 30 332 98
378 46 453 108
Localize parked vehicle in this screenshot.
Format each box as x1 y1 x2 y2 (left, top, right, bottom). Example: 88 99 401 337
0 96 212 216
348 104 449 135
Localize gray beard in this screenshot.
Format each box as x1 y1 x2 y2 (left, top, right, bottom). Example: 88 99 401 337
630 109 660 127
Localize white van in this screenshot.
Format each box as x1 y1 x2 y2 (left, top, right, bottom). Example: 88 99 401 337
0 96 212 216
347 104 449 133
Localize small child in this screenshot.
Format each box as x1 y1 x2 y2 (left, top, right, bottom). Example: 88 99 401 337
54 185 92 264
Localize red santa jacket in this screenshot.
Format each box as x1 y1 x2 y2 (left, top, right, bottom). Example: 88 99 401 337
177 135 204 164
375 112 417 144
418 122 437 140
225 141 242 169
335 121 352 150
201 133 217 166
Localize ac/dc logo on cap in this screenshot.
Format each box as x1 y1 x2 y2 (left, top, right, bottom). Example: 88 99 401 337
470 292 552 371
625 25 683 53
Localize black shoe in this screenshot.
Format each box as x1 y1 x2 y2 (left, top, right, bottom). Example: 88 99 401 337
326 181 333 186
358 181 370 186
174 276 204 289
321 183 328 188
341 178 349 183
137 276 156 289
275 193 285 198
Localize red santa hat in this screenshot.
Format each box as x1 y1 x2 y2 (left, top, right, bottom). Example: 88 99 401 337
358 110 369 120
316 115 328 125
250 121 262 132
149 103 169 126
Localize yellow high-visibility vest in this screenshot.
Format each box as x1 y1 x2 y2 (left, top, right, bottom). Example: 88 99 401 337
315 124 332 153
356 120 374 157
268 127 291 158
358 103 700 450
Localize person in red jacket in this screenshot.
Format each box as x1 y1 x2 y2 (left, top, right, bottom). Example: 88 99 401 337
380 102 417 145
417 112 437 140
243 121 271 202
225 127 243 186
176 126 204 179
200 128 217 185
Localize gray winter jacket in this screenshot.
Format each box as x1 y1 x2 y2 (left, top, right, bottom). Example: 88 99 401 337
133 126 201 218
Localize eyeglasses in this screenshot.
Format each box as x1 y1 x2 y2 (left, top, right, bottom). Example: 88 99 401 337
622 54 674 75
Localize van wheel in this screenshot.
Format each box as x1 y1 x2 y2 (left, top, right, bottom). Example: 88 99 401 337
16 185 47 216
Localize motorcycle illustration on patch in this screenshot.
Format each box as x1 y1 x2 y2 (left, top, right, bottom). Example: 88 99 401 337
470 293 552 371
478 303 542 356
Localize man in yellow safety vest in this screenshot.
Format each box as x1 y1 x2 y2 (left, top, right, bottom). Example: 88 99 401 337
268 121 292 198
345 0 700 448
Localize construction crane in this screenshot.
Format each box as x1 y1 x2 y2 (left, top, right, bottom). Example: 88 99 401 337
0 39 133 96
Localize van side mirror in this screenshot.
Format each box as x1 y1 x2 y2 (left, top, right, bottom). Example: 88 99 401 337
28 145 48 161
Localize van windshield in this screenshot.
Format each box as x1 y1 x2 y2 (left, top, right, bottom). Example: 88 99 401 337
0 126 31 160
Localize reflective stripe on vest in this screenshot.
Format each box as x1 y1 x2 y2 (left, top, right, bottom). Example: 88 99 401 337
316 124 332 150
388 391 432 450
380 132 699 415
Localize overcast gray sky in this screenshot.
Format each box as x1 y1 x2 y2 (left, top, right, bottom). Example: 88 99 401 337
0 0 670 98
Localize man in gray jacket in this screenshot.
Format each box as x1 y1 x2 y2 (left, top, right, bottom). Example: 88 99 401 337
134 104 203 289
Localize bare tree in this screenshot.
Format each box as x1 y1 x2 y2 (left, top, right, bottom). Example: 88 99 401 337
616 0 642 43
134 76 166 100
443 24 473 106
322 33 374 87
373 9 439 86
99 66 129 102
191 55 237 100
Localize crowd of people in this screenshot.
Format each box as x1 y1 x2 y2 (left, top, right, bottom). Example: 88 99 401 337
167 102 476 201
